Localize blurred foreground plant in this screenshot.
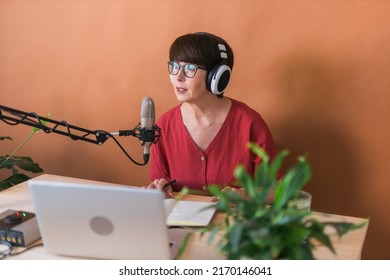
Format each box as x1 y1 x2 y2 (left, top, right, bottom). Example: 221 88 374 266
178 143 367 259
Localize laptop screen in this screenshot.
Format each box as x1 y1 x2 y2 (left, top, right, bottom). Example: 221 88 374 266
29 174 176 260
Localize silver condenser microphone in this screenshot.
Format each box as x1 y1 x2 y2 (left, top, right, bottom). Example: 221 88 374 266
140 97 155 163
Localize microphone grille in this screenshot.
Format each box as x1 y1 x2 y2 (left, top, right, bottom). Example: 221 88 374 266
141 97 155 119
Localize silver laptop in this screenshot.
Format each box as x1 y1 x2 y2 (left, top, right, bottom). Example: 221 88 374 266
28 174 187 260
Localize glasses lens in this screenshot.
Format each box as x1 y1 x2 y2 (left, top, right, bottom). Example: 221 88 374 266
168 61 180 75
184 64 197 78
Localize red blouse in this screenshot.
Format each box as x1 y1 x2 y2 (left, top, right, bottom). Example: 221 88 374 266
149 98 277 192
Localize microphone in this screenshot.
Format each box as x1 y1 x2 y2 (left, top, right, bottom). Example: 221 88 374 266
140 97 156 164
108 97 160 164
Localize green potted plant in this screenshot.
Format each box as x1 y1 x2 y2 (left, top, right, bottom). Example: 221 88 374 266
1 112 49 191
180 142 367 260
1 131 44 191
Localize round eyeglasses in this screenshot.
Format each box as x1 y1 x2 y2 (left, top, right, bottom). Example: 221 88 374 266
167 61 207 78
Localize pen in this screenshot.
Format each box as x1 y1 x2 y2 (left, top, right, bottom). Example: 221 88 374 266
162 179 178 191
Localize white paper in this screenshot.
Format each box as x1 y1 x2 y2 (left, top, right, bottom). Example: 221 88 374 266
164 199 216 226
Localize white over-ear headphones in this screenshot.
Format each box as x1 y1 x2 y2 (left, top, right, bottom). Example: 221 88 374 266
199 33 232 95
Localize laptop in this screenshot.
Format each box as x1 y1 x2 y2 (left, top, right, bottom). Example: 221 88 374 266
28 174 188 260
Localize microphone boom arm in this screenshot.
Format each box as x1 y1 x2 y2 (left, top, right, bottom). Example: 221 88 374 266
0 105 110 145
0 104 161 165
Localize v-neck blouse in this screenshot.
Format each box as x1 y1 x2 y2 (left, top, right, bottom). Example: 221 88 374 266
149 98 277 192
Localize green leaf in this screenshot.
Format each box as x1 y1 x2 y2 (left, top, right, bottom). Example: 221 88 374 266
247 142 269 162
253 155 270 196
323 221 368 237
287 157 311 196
176 231 193 259
208 186 233 215
0 136 13 141
206 225 222 246
253 175 272 206
32 112 51 133
273 208 309 226
289 243 315 260
307 220 336 254
234 165 256 198
0 156 44 173
269 149 289 180
273 156 311 209
273 170 296 209
0 173 31 191
227 223 244 253
174 187 189 201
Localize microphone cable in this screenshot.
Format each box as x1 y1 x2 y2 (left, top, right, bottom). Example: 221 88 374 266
110 122 161 166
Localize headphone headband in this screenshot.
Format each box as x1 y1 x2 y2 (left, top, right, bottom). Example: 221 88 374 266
195 32 232 95
218 44 228 59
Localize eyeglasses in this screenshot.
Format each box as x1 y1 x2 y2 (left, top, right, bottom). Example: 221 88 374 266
167 61 207 78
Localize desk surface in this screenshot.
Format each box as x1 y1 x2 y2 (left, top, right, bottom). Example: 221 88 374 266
0 180 368 260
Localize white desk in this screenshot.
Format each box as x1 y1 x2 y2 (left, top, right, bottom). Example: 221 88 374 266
0 180 369 260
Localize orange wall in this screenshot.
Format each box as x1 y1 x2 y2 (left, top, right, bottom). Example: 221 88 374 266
1 1 389 259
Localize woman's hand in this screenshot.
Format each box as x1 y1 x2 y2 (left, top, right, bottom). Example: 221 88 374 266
146 178 173 198
209 186 246 202
210 186 274 204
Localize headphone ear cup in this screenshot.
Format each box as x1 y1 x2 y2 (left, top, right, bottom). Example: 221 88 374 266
206 62 231 95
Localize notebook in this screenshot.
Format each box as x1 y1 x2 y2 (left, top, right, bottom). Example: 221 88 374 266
28 174 192 260
164 199 216 227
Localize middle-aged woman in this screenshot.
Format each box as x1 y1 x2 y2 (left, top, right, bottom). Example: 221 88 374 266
147 32 277 199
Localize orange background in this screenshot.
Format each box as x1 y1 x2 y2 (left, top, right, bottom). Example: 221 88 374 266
1 0 389 259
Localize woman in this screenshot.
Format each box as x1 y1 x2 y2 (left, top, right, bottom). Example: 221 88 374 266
147 32 277 198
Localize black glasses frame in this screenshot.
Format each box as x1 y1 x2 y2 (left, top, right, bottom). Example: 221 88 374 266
167 61 207 78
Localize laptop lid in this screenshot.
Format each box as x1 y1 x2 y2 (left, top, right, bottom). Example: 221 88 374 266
28 174 181 260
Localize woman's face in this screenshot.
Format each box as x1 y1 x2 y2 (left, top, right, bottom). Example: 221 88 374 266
169 62 209 103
